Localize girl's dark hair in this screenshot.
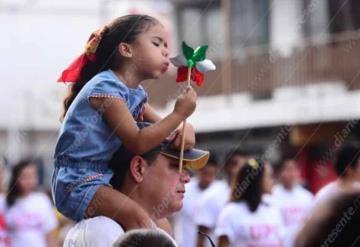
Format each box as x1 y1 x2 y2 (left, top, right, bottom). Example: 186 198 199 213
62 14 159 119
6 160 36 208
231 158 265 212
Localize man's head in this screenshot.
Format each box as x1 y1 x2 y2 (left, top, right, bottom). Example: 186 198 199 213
335 144 360 180
223 149 248 182
109 122 209 219
197 154 219 190
114 228 177 247
276 158 300 190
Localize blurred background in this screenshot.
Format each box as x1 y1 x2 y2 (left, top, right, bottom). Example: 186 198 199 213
1 0 360 192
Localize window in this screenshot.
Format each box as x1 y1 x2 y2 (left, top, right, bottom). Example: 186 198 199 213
176 0 270 59
231 0 270 50
328 0 360 33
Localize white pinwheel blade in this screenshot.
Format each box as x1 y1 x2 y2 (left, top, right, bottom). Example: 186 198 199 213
170 54 187 67
196 59 216 73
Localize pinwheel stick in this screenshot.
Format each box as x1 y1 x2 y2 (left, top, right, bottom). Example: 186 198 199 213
179 67 192 173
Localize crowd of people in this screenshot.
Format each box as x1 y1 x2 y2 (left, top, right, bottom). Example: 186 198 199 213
172 144 360 247
0 142 358 247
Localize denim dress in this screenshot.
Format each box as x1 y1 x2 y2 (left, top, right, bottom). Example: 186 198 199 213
52 69 147 221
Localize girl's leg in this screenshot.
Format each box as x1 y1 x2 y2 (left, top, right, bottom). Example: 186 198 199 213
85 185 152 230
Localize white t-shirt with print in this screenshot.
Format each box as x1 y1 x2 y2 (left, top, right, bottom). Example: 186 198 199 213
195 180 230 247
215 201 283 247
173 178 218 247
63 216 124 247
271 184 313 247
5 192 58 247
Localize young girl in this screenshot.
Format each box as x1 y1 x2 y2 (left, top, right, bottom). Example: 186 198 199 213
215 159 284 247
52 14 197 231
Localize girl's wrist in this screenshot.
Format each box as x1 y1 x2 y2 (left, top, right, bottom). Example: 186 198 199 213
170 111 185 122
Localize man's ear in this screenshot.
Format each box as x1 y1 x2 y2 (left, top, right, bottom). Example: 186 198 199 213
129 155 147 183
118 42 132 58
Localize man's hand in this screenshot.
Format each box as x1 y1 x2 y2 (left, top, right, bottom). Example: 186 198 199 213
170 123 196 151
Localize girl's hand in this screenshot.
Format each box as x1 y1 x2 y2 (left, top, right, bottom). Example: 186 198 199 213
173 87 197 119
170 123 196 150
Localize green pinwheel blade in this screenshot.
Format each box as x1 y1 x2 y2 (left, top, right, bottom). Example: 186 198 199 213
192 45 208 62
182 41 194 60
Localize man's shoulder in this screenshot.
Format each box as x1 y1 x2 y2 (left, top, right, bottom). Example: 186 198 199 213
315 182 338 201
273 184 313 199
294 185 314 200
198 180 230 206
222 201 247 214
271 184 284 195
64 216 124 247
204 180 228 196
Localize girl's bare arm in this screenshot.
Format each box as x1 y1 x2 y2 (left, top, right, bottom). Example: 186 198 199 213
142 103 162 123
90 97 183 154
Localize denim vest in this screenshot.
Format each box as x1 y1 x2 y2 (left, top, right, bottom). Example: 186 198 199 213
54 69 147 166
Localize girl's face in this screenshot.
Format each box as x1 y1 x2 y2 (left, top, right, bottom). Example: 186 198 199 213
262 163 274 194
130 23 170 80
18 165 38 195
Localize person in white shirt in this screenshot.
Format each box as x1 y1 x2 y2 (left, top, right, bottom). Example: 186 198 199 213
5 160 58 247
173 155 219 247
216 158 283 247
271 158 313 247
0 160 9 247
63 122 210 247
195 150 248 247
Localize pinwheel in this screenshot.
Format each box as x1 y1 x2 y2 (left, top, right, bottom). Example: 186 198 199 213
170 42 216 172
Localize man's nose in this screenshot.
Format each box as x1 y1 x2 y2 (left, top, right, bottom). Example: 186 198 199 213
180 169 190 183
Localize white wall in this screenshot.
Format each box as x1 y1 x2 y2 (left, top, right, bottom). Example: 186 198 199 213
0 0 102 128
270 0 303 55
